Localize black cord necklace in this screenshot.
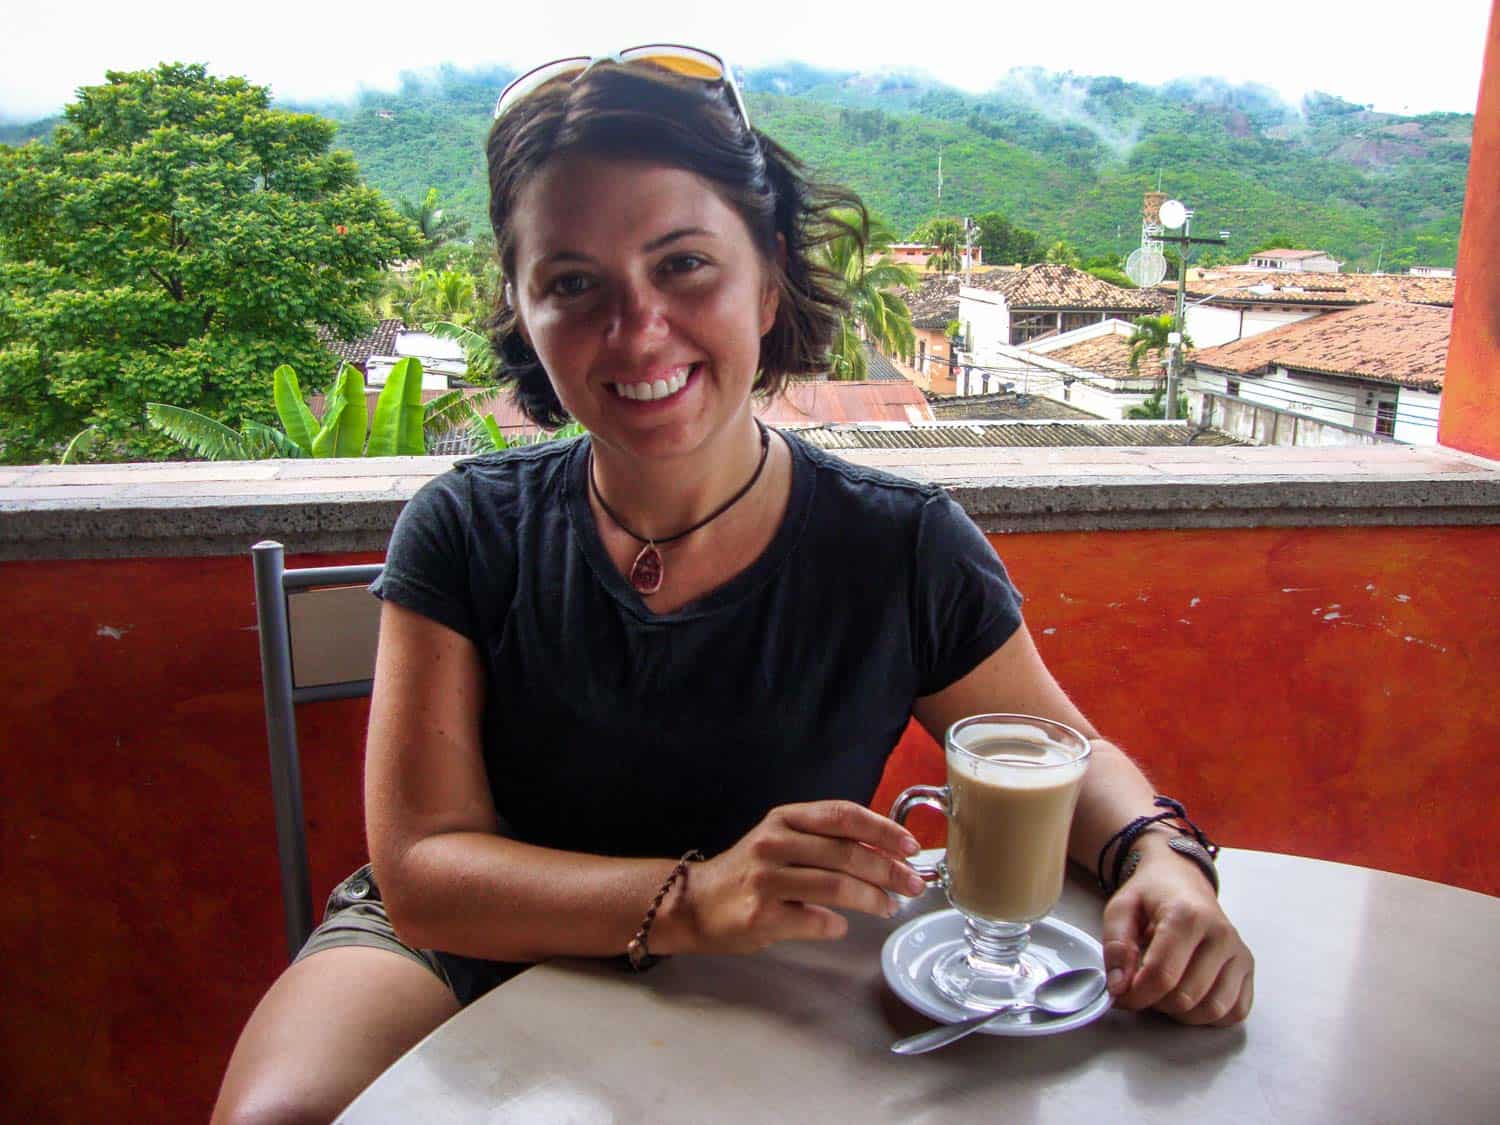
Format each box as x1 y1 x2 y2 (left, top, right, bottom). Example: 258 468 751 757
589 420 772 596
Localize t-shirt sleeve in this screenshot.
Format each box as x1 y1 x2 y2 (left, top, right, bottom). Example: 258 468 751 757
912 491 1025 697
369 470 479 643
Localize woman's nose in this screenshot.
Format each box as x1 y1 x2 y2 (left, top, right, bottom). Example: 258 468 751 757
604 280 669 351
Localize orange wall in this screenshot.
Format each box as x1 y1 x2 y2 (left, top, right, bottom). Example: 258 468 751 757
4 524 1500 1120
1438 0 1500 457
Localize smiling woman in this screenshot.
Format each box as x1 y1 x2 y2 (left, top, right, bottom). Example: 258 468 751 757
211 51 1254 1125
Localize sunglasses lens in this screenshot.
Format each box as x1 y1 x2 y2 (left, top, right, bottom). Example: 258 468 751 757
494 59 589 118
636 55 723 80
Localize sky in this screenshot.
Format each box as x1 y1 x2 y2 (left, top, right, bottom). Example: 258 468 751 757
1 1 1491 121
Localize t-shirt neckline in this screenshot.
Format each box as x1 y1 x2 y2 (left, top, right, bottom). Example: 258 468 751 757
565 427 814 624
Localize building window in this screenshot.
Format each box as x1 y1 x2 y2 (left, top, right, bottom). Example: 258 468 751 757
918 340 925 371
1376 400 1397 437
1226 379 1240 397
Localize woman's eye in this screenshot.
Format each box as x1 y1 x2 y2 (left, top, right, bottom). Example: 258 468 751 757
549 274 595 298
662 254 707 275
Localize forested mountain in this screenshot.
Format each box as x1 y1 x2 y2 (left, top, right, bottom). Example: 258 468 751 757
6 63 1470 271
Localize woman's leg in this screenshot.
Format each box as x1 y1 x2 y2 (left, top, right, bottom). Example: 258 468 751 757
210 946 460 1125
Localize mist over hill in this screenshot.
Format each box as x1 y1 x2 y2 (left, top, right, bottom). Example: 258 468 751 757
5 62 1470 271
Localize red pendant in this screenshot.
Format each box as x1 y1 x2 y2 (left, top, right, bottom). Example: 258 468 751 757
629 542 664 595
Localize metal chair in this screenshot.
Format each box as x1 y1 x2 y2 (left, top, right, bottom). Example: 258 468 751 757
251 540 384 961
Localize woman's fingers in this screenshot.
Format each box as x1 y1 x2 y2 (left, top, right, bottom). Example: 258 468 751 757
1120 903 1206 1011
778 801 920 860
754 830 927 899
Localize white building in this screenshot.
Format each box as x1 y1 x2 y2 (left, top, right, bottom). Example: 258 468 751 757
1186 302 1447 446
1243 249 1342 273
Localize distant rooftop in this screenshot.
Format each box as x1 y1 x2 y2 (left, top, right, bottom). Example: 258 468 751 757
790 421 1244 449
1191 301 1451 391
860 342 911 382
1249 249 1331 260
931 391 1103 422
317 318 404 369
905 263 1159 329
1173 269 1455 308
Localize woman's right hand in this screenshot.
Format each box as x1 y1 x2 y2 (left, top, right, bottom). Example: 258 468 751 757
656 801 928 956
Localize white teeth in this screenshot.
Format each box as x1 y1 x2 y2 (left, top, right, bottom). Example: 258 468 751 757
613 365 693 401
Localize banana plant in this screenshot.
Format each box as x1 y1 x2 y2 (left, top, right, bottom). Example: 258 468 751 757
147 357 439 460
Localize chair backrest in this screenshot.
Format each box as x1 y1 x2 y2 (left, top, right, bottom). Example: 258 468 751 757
251 540 384 961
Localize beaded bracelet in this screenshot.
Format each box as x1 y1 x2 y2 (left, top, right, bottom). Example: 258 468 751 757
1096 796 1221 896
626 850 704 972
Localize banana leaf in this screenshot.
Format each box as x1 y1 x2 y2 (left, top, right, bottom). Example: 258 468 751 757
367 357 426 456
59 426 98 464
273 365 320 454
242 421 309 459
311 364 367 457
145 402 256 460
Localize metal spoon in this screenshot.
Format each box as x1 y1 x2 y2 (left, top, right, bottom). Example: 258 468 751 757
891 967 1108 1055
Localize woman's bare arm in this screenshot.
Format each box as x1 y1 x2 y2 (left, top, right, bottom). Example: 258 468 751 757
364 601 920 963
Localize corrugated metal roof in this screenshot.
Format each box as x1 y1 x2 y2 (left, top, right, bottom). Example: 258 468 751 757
789 422 1245 449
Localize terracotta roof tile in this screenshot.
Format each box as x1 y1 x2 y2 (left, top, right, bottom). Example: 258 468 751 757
1165 269 1454 308
1191 302 1451 391
1250 249 1330 260
1041 333 1162 380
987 263 1160 312
317 318 405 368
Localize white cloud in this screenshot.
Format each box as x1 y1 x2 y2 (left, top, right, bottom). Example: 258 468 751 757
0 0 1489 120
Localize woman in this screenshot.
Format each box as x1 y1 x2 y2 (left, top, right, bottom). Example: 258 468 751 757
213 50 1253 1123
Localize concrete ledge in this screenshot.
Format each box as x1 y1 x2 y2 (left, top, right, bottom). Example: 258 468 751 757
3 444 1500 560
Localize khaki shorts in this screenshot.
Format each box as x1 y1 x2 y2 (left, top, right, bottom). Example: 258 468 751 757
293 864 454 995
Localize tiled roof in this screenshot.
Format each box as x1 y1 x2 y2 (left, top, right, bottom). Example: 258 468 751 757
793 421 1244 449
902 275 963 330
1190 301 1451 391
1166 269 1455 308
861 342 911 382
317 319 405 368
987 263 1161 312
931 391 1103 422
1041 333 1164 381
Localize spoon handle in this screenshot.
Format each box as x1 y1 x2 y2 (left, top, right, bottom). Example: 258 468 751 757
890 1004 1032 1055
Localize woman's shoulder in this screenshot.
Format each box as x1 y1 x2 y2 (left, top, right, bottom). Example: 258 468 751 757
785 430 945 516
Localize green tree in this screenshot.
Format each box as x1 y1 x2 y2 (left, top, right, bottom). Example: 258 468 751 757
398 187 471 258
973 211 1043 266
913 217 964 273
818 213 919 380
1044 240 1081 267
0 63 420 463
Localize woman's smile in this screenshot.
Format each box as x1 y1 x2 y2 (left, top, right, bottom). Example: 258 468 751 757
608 362 699 403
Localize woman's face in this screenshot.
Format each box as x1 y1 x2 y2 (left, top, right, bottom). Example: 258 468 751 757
508 155 779 463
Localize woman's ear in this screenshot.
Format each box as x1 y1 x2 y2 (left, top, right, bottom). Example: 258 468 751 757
759 234 787 336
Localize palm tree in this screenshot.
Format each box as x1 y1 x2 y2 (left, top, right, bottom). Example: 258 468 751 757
398 188 471 258
1045 240 1081 267
1127 386 1191 420
411 268 478 324
817 213 920 380
915 217 964 273
1126 314 1193 374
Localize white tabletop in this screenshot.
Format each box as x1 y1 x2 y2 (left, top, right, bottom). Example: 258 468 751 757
339 850 1500 1123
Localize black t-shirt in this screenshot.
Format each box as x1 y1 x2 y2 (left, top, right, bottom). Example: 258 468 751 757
370 429 1023 998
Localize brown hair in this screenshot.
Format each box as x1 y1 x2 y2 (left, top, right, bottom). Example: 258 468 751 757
484 62 865 428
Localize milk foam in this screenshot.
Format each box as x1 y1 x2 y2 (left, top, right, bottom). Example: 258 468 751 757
950 726 1087 788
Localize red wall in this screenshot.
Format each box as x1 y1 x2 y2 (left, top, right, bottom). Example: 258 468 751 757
1438 0 1500 457
4 523 1498 1121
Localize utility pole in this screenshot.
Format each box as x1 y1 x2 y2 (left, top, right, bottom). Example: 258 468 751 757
1153 199 1230 420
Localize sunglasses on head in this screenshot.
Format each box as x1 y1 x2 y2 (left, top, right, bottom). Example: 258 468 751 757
492 44 751 131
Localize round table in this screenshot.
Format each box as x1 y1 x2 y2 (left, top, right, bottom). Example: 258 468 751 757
337 850 1500 1123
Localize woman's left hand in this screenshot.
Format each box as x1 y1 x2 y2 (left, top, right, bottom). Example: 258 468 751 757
1100 834 1255 1026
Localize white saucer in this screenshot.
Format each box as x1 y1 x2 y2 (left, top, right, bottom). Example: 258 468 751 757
881 908 1111 1037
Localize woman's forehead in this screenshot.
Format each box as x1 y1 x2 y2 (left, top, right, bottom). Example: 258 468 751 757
511 156 750 264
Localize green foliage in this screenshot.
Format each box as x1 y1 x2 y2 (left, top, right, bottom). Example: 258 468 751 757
816 212 919 380
398 187 470 258
0 62 421 464
912 217 964 272
1127 315 1193 374
148 357 457 459
1044 240 1081 267
973 211 1043 266
1127 386 1190 420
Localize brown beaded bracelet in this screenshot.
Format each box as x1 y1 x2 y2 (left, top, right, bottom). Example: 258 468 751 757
626 850 703 972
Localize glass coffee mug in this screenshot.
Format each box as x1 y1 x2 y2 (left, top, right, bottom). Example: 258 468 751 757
891 714 1091 1011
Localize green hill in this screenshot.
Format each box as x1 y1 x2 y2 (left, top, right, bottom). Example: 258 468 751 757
8 63 1469 272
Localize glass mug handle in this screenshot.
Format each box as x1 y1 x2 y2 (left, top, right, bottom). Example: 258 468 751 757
889 785 949 882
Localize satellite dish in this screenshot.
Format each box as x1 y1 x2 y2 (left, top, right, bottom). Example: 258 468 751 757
1158 199 1188 230
1125 248 1168 287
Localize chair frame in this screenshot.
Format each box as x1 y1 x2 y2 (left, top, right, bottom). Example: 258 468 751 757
251 540 383 961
